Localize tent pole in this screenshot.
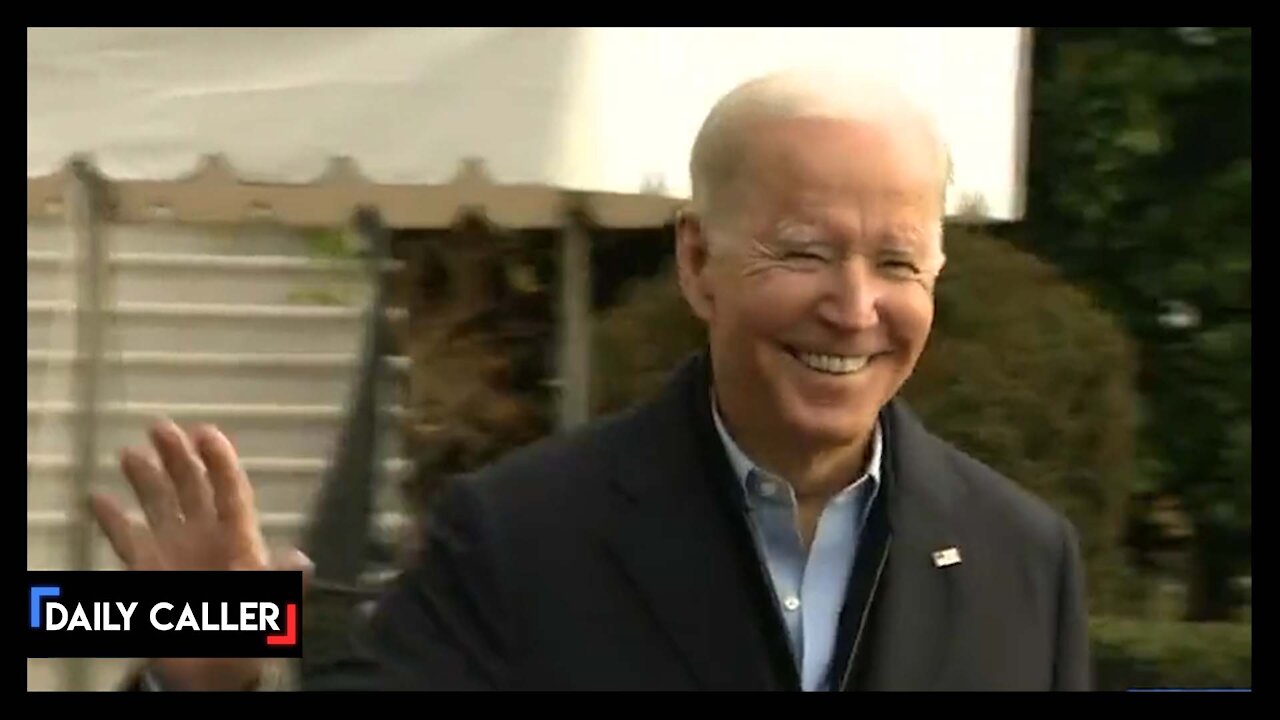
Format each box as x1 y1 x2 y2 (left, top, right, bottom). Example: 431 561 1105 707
556 210 591 431
65 158 108 692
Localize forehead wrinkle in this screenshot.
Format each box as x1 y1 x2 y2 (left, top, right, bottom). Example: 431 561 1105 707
762 204 937 252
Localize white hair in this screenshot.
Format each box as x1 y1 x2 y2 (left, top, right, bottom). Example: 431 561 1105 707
689 68 952 228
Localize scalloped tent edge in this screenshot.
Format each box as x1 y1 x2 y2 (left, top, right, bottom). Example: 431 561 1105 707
27 154 684 230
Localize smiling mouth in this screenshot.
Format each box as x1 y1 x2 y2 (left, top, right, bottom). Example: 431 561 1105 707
784 346 879 376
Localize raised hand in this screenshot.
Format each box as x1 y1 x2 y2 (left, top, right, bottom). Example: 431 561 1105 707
89 419 311 691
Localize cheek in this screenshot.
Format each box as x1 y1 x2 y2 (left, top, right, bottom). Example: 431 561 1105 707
880 290 935 351
731 274 823 336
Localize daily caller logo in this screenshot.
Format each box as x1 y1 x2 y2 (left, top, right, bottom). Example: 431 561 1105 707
30 585 297 644
27 571 303 659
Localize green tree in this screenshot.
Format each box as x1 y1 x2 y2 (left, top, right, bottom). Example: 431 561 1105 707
902 222 1141 614
1011 27 1251 619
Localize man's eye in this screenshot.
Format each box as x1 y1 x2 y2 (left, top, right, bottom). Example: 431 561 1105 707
882 260 920 274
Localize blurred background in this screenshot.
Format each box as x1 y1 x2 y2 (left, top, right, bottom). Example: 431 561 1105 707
27 27 1250 691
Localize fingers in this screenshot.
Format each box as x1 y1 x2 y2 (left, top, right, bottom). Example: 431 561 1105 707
273 547 314 574
89 493 137 566
191 425 256 529
119 447 184 534
150 420 216 524
273 548 316 597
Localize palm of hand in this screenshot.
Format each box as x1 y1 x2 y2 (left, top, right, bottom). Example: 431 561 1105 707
88 420 309 691
90 421 268 573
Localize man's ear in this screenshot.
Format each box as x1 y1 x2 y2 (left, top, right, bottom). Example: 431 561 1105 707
923 251 947 295
675 208 716 322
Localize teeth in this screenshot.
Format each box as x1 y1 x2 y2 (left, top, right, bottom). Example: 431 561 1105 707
796 352 870 375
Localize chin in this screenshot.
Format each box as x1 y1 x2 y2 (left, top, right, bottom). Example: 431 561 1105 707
776 392 880 446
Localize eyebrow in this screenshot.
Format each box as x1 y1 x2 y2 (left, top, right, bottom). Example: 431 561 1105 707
880 242 923 255
879 227 932 252
772 219 828 244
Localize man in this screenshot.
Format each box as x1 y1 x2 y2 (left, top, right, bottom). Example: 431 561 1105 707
94 69 1092 691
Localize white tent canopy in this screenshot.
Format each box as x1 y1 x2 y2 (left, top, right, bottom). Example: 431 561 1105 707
28 27 1031 227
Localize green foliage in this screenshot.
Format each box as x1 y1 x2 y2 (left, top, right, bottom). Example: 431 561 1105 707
1090 617 1251 690
1017 28 1251 619
290 227 362 306
304 227 359 259
901 225 1140 614
591 271 704 417
287 288 356 306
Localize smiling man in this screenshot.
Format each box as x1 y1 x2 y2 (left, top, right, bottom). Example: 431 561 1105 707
103 69 1092 692
680 73 952 551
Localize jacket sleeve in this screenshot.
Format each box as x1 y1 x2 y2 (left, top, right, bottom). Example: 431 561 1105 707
303 477 513 691
1052 515 1093 691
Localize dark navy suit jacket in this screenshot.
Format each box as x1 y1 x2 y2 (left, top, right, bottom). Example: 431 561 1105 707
298 351 1093 691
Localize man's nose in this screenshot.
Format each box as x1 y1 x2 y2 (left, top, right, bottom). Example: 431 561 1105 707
817 260 881 330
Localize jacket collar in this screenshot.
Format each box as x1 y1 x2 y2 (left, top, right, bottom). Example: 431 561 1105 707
606 350 965 690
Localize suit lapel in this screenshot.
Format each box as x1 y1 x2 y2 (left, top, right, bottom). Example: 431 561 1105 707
600 354 969 691
850 399 966 690
604 353 796 691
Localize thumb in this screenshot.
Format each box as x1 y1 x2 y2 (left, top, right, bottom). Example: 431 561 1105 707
271 547 315 589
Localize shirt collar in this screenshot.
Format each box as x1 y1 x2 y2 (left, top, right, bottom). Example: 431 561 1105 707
711 393 883 497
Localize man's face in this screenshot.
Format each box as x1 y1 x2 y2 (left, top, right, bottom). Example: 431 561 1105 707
679 116 945 449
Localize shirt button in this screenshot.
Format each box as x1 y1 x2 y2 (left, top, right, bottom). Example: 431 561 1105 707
783 596 801 612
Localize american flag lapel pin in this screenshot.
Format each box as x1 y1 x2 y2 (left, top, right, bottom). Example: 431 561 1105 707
932 547 962 568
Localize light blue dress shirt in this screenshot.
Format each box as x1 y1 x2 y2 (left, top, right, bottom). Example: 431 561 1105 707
712 399 882 691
